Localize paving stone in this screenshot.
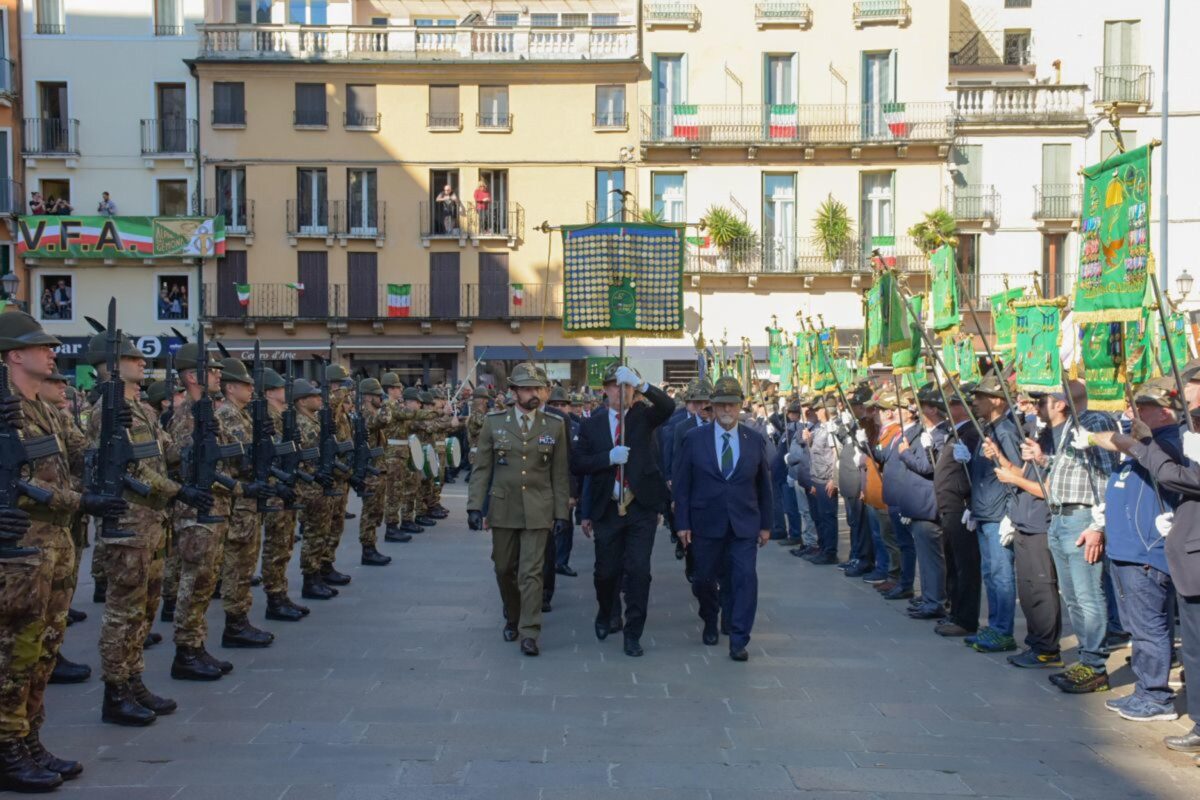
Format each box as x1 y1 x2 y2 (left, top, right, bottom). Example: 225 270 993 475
784 766 971 794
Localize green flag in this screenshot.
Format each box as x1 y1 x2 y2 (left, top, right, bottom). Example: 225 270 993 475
1074 144 1152 323
958 339 982 383
780 343 794 392
812 329 837 391
879 271 912 359
1155 311 1190 376
865 281 884 363
1081 322 1126 411
891 294 925 376
930 244 960 334
990 288 1024 355
767 328 783 381
794 332 810 389
940 333 960 376
1124 313 1156 387
1012 298 1065 394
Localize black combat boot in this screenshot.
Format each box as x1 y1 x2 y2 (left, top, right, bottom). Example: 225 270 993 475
143 632 163 648
400 521 423 534
92 577 107 604
23 731 82 780
265 593 304 622
301 573 336 600
159 595 176 622
384 526 413 543
0 741 62 793
250 574 262 587
49 654 90 684
221 613 274 648
284 596 310 616
129 675 177 716
361 545 392 566
101 681 156 726
320 563 351 586
66 607 86 625
170 646 222 681
211 580 222 600
199 646 234 675
414 516 437 527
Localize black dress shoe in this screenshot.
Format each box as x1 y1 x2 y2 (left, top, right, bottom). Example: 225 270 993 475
23 731 82 780
49 654 91 684
321 565 352 586
1164 731 1200 752
67 607 86 624
730 648 749 662
907 608 943 620
503 623 519 642
555 565 578 577
594 620 609 641
608 617 624 634
623 637 644 657
345 512 356 519
674 541 685 560
520 638 540 656
301 574 336 600
702 622 719 646
361 545 393 566
384 527 413 543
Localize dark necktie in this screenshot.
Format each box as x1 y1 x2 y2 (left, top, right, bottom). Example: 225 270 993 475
721 432 734 478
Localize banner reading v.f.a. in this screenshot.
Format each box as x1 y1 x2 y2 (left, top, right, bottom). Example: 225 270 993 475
17 216 226 259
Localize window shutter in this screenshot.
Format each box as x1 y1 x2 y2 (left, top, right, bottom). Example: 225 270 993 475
347 85 376 116
429 85 459 115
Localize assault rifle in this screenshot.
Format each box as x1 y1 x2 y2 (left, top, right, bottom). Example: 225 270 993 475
180 325 242 523
0 363 58 560
160 351 177 428
249 341 298 514
348 378 383 498
88 298 163 539
277 358 317 511
315 351 352 497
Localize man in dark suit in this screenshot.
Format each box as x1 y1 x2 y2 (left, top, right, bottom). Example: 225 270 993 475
573 363 674 657
674 376 773 662
670 380 713 580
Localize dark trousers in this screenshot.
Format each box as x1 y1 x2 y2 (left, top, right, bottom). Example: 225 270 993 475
782 480 802 540
1179 592 1200 732
888 510 916 591
771 475 788 539
542 533 557 602
1013 531 1062 654
845 494 870 564
593 502 657 639
811 487 839 557
554 520 574 569
941 508 981 632
692 529 758 651
1111 561 1176 706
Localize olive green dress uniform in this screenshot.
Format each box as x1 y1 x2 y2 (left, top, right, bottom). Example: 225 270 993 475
467 367 570 643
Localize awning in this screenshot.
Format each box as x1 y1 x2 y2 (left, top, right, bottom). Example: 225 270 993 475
219 336 466 361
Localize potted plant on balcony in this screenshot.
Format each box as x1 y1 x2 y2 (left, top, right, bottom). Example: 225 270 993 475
639 207 666 224
907 208 958 255
812 194 853 273
701 205 756 273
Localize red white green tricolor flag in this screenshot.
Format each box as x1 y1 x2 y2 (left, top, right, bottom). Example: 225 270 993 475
673 104 699 139
387 283 411 317
769 104 797 138
511 283 524 307
235 283 251 307
286 282 304 294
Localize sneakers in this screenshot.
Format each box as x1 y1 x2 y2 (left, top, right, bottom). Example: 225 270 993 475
970 628 1017 653
1115 695 1179 722
860 571 889 584
934 622 974 637
1007 649 1064 669
1049 663 1110 694
1105 694 1137 713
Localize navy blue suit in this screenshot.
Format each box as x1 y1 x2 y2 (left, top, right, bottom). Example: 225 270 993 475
673 422 773 651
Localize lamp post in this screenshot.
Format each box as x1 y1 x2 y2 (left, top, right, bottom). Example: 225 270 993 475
1175 269 1194 301
0 270 20 310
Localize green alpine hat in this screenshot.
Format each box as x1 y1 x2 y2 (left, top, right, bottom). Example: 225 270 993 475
710 376 745 404
548 386 569 404
402 387 421 402
1134 375 1182 408
381 371 402 388
86 331 143 364
359 377 383 396
972 373 1008 399
219 357 253 385
508 362 547 389
292 378 320 400
325 363 350 383
690 380 714 402
261 368 286 390
0 311 61 352
418 390 434 405
46 371 68 382
172 343 207 371
146 380 171 405
602 362 640 386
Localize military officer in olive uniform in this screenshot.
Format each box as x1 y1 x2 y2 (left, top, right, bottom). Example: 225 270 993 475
467 363 570 656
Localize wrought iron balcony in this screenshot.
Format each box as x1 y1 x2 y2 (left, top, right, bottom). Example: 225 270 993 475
419 200 524 245
643 3 701 29
286 199 336 239
949 185 1000 225
953 84 1087 127
1094 65 1154 107
426 112 463 131
1033 184 1081 221
21 118 80 157
852 0 910 27
476 111 513 131
640 102 954 146
140 118 197 155
198 23 637 62
204 197 254 237
333 199 387 240
949 29 1033 67
0 180 23 216
293 108 328 128
754 2 812 28
344 111 381 131
683 235 928 275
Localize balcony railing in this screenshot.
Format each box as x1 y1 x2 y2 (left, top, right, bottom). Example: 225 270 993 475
286 199 336 238
204 197 254 236
0 180 24 216
198 23 638 62
35 23 65 35
643 3 701 28
949 185 1000 224
1094 65 1154 107
476 111 513 130
427 112 463 130
212 107 246 126
333 199 387 239
21 118 80 156
593 111 629 128
0 59 13 98
684 235 928 275
853 0 911 27
419 200 524 242
293 109 328 127
1033 184 1081 221
754 3 812 27
949 29 1033 67
203 282 562 322
954 84 1087 126
344 111 381 130
585 200 641 223
640 102 954 146
156 25 184 37
140 118 197 155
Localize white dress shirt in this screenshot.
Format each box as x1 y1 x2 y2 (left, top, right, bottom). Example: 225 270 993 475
715 422 740 475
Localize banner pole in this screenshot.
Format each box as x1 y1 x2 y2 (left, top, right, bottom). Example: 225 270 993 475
1151 273 1196 432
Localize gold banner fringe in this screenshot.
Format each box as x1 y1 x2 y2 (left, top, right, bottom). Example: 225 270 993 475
562 329 685 340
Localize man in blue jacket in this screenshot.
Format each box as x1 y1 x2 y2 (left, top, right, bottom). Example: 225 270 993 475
897 384 950 618
674 377 772 662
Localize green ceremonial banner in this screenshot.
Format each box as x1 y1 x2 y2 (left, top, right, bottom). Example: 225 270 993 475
767 328 783 381
891 294 925 375
833 358 854 390
794 332 811 388
1081 323 1126 411
930 244 960 334
940 333 960 376
562 223 685 337
1012 299 1065 394
812 330 836 391
881 272 912 359
865 281 884 362
959 339 982 383
780 344 794 392
586 357 620 388
990 288 1024 355
1155 311 1190 376
16 216 226 259
1074 144 1152 323
1124 314 1156 388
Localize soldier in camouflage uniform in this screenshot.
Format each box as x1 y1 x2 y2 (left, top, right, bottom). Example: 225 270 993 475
417 391 451 520
213 359 277 649
0 312 128 792
296 380 339 600
380 374 419 542
399 388 437 529
149 379 184 625
87 335 212 727
319 366 354 588
467 393 488 465
259 368 310 623
356 378 394 566
165 343 240 682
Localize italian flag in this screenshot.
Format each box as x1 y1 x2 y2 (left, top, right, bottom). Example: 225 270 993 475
387 283 411 317
769 104 797 139
286 282 305 294
871 236 897 269
672 104 699 139
882 102 908 137
511 283 524 307
235 283 251 307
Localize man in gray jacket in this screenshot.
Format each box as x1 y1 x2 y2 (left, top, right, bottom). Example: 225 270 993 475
805 394 841 565
786 399 817 555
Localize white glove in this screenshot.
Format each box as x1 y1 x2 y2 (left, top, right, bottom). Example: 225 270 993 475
608 445 630 465
1070 427 1094 450
855 429 868 446
840 411 853 426
998 516 1015 547
1090 503 1106 531
953 442 971 463
786 476 797 488
920 431 933 449
899 516 912 526
767 423 778 439
962 509 976 531
1155 511 1174 537
823 421 838 435
614 366 642 389
854 452 866 468
783 452 792 466
1184 431 1200 464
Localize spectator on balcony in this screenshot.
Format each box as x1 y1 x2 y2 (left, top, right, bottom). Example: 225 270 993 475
29 192 46 215
41 288 57 319
474 180 492 234
47 196 73 215
53 279 72 317
97 191 117 216
436 184 460 235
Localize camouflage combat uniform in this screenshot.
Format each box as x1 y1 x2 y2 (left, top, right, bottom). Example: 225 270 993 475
383 399 414 530
213 400 263 620
297 406 332 578
467 409 485 465
259 404 296 598
357 393 394 547
320 387 353 570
